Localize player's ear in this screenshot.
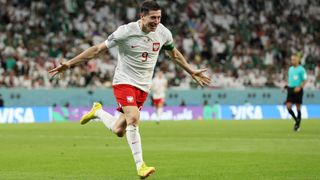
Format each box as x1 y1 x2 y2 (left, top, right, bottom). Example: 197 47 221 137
140 12 145 19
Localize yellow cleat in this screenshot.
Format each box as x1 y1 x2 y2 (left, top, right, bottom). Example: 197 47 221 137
80 102 102 125
138 162 155 179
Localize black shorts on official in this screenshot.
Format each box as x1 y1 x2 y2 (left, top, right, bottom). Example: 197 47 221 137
286 87 303 104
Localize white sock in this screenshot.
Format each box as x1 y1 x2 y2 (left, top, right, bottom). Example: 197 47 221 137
95 109 117 131
126 125 143 171
156 107 163 120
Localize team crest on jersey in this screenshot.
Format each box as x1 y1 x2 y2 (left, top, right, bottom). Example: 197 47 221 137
153 42 160 51
127 96 134 103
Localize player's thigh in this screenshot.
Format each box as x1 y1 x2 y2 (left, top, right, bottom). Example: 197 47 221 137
153 98 164 108
286 102 293 109
158 101 164 107
122 106 140 125
295 103 301 110
156 102 164 108
296 89 303 105
113 84 137 112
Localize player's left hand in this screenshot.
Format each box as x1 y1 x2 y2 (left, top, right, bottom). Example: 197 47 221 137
294 86 301 93
48 62 69 78
191 68 211 87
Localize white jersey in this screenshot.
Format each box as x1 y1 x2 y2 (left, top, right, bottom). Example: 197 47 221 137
151 76 167 99
105 21 173 92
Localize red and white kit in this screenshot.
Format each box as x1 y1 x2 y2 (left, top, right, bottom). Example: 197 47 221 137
151 75 167 106
105 20 173 109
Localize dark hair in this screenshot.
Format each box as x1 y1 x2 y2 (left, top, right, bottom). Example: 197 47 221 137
140 0 161 15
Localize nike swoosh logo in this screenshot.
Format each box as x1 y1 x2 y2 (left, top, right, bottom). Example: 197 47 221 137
131 45 139 48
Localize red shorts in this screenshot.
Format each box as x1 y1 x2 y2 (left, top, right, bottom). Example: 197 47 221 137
152 98 164 107
113 84 148 112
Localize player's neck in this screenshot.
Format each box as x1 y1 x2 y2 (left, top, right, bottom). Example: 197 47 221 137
139 20 151 33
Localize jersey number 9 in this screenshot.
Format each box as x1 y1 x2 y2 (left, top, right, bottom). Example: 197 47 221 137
142 52 149 62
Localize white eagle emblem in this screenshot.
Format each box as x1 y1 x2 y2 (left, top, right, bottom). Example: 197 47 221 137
127 96 134 103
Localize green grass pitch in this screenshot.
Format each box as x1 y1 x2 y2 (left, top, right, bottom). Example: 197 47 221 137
0 120 320 180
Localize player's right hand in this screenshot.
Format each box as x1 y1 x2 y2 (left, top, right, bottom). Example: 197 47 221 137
294 86 301 93
48 62 69 77
191 68 211 87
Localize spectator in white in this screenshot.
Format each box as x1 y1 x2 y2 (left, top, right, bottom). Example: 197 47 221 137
264 49 274 66
231 52 243 69
212 37 227 62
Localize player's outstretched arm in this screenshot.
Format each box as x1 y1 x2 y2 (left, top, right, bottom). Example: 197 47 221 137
166 48 211 87
48 42 107 77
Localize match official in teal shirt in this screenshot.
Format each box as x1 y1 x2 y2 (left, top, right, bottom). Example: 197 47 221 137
285 53 307 131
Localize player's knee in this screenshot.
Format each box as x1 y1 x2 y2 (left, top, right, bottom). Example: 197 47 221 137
286 104 292 110
116 131 125 137
126 115 140 125
113 128 125 137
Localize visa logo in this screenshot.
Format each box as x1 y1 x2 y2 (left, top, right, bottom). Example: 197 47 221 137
277 105 308 119
230 105 263 120
0 108 35 123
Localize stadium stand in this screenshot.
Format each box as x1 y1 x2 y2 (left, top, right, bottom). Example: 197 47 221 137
0 0 319 89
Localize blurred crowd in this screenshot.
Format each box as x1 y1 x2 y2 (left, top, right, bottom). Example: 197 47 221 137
0 0 320 89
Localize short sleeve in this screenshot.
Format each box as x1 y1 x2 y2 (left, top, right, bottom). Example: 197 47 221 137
105 25 128 48
162 28 174 50
301 68 307 80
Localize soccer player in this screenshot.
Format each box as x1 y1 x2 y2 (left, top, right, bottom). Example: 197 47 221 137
151 70 167 124
48 1 210 178
285 53 307 132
